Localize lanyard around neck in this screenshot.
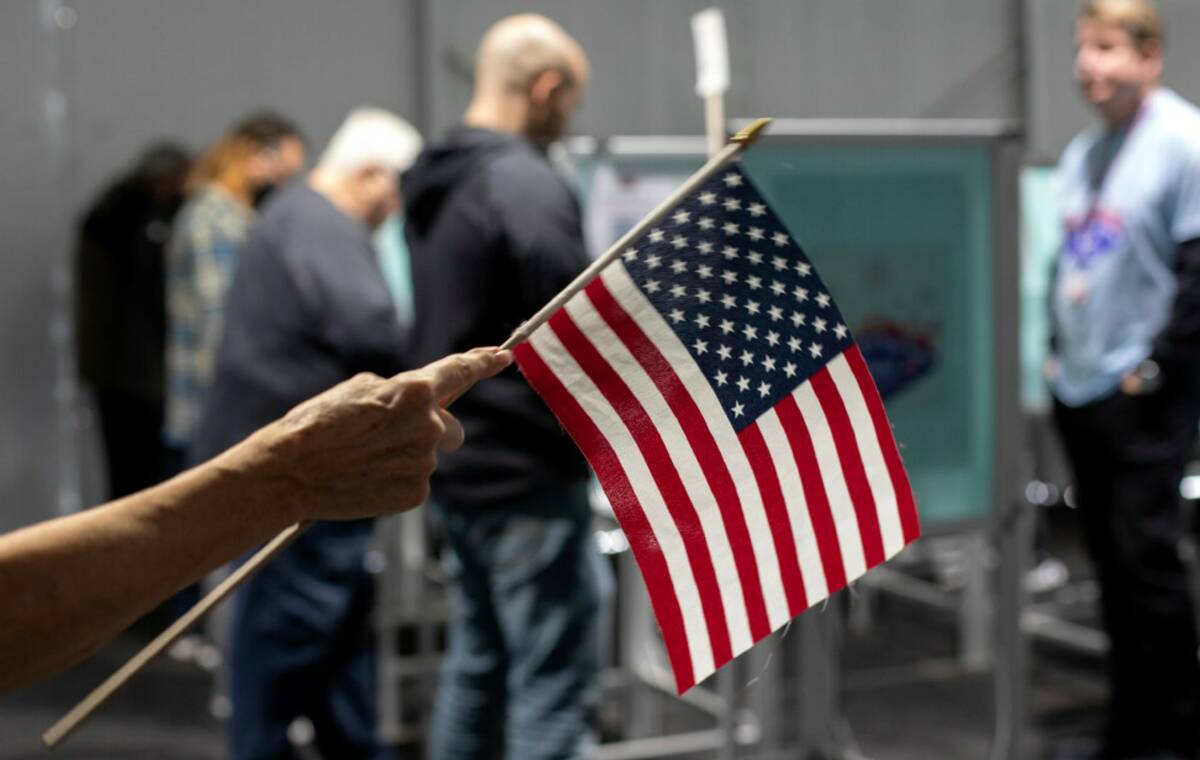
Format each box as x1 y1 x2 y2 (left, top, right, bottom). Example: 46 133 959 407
1084 100 1148 222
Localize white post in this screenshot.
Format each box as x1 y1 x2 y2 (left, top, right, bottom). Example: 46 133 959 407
692 8 731 159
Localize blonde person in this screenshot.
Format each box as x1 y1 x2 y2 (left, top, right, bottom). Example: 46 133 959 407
1047 2 1200 757
164 112 306 471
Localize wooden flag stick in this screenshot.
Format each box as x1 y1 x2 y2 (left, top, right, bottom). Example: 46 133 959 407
44 117 770 749
500 117 772 352
43 522 308 748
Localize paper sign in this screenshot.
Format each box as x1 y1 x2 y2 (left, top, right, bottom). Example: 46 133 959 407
691 7 730 97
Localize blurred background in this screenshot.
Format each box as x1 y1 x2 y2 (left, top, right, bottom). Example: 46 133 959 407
5 1 1200 758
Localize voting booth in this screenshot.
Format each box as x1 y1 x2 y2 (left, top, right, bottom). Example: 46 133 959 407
563 119 1027 759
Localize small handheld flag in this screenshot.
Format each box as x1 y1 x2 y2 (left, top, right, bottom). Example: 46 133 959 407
514 163 920 692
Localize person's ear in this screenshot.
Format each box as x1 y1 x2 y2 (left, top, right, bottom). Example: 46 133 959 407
1141 39 1164 80
529 69 566 107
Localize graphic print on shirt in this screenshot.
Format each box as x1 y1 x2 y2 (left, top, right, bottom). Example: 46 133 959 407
1063 208 1125 271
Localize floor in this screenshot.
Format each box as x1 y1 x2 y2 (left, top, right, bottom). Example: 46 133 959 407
0 508 1114 760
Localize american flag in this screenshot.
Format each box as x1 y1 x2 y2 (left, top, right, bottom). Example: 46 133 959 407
514 164 920 692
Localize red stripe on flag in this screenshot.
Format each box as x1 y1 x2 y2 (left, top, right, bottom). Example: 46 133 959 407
773 394 848 593
547 310 735 666
514 341 697 692
585 278 773 641
843 345 921 544
809 367 886 568
737 422 809 616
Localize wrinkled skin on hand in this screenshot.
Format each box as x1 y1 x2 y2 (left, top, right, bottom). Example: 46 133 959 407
249 347 512 522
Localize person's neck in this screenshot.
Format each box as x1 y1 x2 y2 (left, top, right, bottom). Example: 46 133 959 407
214 175 254 208
463 96 528 137
1101 84 1157 130
307 169 365 225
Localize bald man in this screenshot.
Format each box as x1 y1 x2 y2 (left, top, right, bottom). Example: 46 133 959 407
403 14 609 760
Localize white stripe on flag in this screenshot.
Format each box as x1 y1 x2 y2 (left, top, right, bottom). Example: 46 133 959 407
527 325 716 680
755 407 830 606
602 263 792 634
563 293 754 651
826 354 906 558
793 377 869 581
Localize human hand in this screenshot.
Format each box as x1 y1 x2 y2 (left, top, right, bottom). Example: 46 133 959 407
246 347 512 522
1119 371 1144 395
1043 355 1061 382
1119 358 1161 396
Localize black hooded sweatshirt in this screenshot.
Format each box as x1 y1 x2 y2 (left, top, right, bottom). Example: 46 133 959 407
403 126 590 508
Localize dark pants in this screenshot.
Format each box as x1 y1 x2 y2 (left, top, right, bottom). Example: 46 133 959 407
430 482 611 760
230 520 388 760
1053 366 1200 759
94 388 164 499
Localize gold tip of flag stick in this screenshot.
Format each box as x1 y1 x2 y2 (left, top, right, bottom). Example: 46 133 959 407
731 117 772 147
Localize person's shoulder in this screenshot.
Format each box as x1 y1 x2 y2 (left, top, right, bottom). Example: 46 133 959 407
1150 89 1200 157
180 185 251 237
486 141 557 183
1060 126 1101 171
255 181 313 226
485 142 572 210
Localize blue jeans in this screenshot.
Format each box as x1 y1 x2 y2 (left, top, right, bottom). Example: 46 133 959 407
229 520 389 760
430 483 611 760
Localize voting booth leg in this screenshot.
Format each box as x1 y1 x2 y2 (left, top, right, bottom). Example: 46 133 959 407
988 503 1033 760
795 596 845 759
960 531 993 670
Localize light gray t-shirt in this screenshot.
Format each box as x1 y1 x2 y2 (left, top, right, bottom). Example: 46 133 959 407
1051 88 1200 406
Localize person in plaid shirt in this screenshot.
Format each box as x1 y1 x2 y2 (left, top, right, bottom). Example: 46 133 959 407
164 112 306 470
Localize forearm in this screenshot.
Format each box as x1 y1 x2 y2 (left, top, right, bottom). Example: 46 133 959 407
1152 237 1200 361
0 425 298 692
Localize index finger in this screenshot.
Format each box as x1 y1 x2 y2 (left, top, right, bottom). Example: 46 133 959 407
422 347 513 403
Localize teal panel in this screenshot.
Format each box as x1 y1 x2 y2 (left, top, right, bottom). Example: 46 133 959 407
741 147 994 525
1019 167 1060 414
374 215 415 333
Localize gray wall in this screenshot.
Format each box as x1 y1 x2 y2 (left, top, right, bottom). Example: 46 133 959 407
0 2 68 531
425 0 1022 138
